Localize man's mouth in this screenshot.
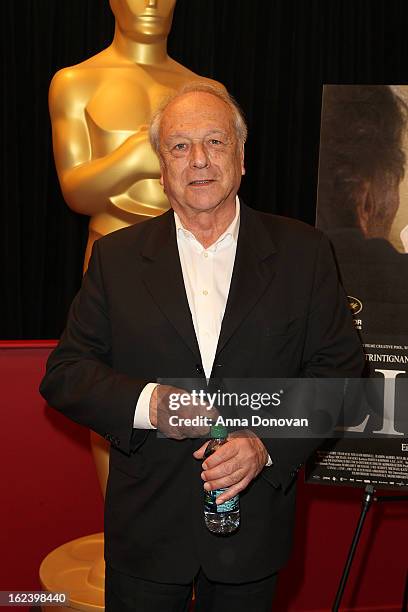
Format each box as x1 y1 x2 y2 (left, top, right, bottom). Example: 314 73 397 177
188 179 214 186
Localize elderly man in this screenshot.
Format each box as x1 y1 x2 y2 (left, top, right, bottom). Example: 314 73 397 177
40 83 363 611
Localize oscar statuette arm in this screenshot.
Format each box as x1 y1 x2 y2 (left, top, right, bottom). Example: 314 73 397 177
49 69 161 217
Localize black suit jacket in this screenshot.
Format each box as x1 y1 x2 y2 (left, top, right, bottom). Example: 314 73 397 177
40 203 364 583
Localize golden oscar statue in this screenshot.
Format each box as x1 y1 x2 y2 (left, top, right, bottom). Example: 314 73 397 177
40 1 223 609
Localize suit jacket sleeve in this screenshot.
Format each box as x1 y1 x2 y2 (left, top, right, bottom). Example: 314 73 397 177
39 240 149 455
260 232 364 492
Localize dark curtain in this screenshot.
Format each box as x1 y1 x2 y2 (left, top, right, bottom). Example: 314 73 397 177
2 0 408 339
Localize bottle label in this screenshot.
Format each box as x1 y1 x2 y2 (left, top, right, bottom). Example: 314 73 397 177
204 488 239 513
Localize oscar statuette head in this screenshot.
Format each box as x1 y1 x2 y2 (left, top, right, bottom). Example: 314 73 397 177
109 0 177 43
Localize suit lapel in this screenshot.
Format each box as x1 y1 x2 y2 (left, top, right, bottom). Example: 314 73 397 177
139 204 277 366
216 204 277 358
140 211 201 361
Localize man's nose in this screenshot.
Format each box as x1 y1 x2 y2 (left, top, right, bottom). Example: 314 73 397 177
190 143 210 169
146 0 157 8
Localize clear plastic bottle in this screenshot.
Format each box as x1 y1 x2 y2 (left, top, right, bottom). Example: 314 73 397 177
203 425 240 534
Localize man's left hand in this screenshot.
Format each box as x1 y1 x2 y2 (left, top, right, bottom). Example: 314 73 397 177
193 430 268 505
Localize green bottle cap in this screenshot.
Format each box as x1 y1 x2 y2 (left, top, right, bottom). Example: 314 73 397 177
210 424 228 438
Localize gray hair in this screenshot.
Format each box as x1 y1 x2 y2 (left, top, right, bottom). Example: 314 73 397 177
149 82 248 154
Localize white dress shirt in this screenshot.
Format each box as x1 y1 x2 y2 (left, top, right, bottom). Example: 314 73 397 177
132 198 272 466
175 200 239 379
134 198 239 428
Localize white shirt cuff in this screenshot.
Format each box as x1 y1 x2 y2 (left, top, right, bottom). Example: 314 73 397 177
133 383 158 429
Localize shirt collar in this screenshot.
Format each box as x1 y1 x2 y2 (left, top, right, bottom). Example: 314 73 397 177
174 196 240 252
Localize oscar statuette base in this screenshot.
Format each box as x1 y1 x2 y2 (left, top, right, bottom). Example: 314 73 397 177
39 533 105 611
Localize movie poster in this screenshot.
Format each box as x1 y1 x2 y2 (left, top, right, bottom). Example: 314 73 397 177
306 85 408 490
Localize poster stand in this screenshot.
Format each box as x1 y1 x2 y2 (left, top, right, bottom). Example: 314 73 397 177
332 485 408 611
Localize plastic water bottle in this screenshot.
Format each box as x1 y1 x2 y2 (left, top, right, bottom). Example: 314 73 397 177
203 425 240 534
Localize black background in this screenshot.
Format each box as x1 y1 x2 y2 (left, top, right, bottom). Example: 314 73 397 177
3 0 408 339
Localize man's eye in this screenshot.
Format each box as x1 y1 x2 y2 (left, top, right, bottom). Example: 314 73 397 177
209 139 222 145
174 143 187 151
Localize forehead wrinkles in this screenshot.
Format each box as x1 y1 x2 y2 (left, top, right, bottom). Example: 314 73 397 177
160 93 235 141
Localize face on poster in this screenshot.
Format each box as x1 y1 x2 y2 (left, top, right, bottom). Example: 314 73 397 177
316 84 408 340
391 86 408 253
317 85 408 251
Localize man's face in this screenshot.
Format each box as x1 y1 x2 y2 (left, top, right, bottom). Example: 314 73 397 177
158 92 245 216
358 174 401 239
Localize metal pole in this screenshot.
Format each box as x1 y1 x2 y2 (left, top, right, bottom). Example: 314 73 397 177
332 485 375 612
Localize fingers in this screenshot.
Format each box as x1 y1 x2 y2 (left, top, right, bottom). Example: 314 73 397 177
202 449 251 490
203 464 248 493
159 423 210 440
155 385 216 439
198 434 268 496
215 478 250 505
201 442 237 469
193 441 210 459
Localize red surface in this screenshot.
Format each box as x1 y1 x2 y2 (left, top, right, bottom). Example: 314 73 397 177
0 343 104 598
0 343 406 611
276 479 407 611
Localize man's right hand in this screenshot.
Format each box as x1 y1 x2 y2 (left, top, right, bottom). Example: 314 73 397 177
149 385 219 440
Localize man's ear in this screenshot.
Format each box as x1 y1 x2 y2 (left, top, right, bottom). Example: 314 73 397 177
355 181 372 237
240 144 245 176
159 160 165 187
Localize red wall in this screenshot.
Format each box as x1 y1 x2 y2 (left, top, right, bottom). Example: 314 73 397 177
0 343 104 599
0 343 406 611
